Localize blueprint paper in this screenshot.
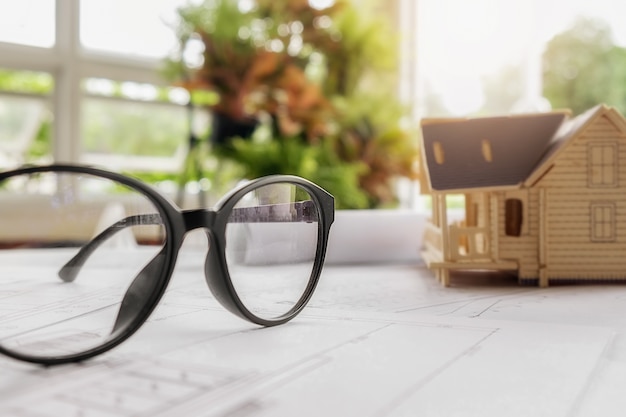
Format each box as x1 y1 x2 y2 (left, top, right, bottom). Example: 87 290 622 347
0 254 624 416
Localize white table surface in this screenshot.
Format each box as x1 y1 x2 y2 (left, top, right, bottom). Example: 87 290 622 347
1 256 624 416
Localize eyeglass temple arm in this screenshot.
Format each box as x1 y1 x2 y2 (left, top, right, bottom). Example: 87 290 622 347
57 213 163 283
57 200 318 282
227 200 318 223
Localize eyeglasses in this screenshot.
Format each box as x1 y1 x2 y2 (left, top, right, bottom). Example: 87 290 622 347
0 165 334 365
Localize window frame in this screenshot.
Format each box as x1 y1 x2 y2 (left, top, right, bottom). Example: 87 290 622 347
0 0 178 167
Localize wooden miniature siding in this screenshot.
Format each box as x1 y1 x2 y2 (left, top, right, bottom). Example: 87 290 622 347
531 114 626 279
496 190 541 279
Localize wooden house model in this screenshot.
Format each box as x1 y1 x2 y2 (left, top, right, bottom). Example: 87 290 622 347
420 104 626 287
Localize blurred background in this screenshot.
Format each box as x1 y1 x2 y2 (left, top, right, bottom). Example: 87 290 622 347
0 0 623 209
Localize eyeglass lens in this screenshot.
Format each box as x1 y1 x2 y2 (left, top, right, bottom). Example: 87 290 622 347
0 171 167 359
225 183 319 320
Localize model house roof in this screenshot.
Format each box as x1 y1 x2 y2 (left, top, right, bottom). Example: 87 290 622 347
421 110 571 192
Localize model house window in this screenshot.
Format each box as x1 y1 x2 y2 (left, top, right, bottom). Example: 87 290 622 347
589 144 618 187
481 139 493 162
433 141 445 164
591 203 616 242
505 198 523 237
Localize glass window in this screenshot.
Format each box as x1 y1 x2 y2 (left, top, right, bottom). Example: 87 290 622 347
0 0 55 47
81 97 189 171
80 78 208 173
79 0 191 58
0 69 54 95
0 96 49 167
0 70 54 169
416 0 626 117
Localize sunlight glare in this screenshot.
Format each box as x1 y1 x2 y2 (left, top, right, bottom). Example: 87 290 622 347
309 0 335 10
80 0 189 58
0 0 55 48
440 76 485 116
420 0 534 115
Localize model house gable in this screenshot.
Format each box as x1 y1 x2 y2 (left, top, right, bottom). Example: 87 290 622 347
525 104 625 187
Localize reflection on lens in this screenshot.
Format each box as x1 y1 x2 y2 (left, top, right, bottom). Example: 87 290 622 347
225 183 318 320
0 170 166 359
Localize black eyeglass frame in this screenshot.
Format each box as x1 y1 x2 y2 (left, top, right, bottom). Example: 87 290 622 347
0 164 335 365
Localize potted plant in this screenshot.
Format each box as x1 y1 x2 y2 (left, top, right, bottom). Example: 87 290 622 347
166 0 418 209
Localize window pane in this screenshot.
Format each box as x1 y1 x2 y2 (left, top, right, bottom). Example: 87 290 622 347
0 70 53 169
83 99 184 157
80 0 191 58
0 95 49 168
81 97 190 171
0 1 55 47
0 69 54 95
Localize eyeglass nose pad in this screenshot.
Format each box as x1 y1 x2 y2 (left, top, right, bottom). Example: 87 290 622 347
203 231 244 320
110 248 168 336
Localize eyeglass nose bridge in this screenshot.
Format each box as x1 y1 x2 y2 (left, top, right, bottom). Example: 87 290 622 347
181 208 217 233
178 208 237 317
178 208 262 324
112 209 223 339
